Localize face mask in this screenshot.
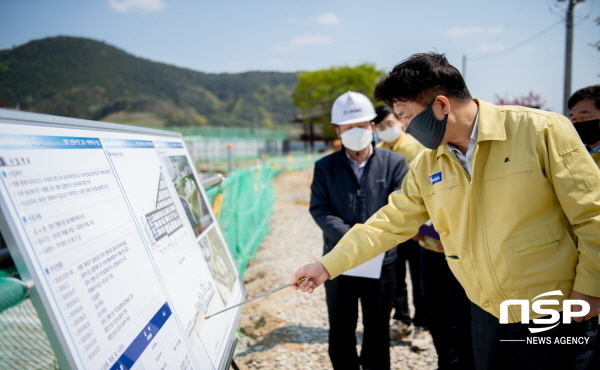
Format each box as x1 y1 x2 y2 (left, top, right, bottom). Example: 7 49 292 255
340 127 373 151
573 119 600 146
377 125 402 143
406 104 448 150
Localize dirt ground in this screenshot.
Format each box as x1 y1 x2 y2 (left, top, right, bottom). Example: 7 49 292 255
233 170 438 370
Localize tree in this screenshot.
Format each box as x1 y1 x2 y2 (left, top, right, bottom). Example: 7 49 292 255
494 91 549 110
292 64 383 139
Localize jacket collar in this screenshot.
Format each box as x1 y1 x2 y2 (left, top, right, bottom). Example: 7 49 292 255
336 143 377 187
337 142 378 159
475 99 506 142
436 99 506 158
391 132 410 152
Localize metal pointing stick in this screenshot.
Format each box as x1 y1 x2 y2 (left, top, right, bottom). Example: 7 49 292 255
205 277 310 320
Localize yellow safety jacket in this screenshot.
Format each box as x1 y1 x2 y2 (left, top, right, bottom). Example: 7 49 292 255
320 99 600 323
377 133 443 253
376 133 424 165
592 151 600 168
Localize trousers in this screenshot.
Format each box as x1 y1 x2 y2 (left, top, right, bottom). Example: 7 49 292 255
393 238 424 326
420 248 474 369
324 261 395 370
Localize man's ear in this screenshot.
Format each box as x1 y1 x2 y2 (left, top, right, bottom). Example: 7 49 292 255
433 95 451 119
333 124 341 138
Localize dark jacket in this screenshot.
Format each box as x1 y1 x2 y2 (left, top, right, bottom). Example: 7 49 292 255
310 145 408 265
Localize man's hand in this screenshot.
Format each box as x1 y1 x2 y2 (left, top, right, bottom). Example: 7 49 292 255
411 233 424 242
289 262 330 293
568 290 600 322
413 233 444 252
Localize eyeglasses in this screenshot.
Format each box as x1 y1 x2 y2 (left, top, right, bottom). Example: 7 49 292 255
376 121 396 131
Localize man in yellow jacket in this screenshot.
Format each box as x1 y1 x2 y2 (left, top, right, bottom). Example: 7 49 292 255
374 104 424 165
374 104 475 369
291 52 600 370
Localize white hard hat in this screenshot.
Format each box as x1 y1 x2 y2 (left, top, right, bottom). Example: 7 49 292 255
331 91 377 125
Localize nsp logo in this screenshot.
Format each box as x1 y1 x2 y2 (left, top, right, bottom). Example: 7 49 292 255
499 290 590 333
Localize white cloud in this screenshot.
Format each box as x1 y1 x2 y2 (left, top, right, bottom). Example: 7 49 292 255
275 34 334 53
109 0 166 13
475 43 505 53
445 26 505 38
312 13 341 25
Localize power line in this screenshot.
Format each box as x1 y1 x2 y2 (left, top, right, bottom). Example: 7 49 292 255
503 1 529 31
573 0 593 26
469 19 564 62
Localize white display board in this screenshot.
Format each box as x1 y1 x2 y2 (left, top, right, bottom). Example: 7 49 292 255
0 109 244 370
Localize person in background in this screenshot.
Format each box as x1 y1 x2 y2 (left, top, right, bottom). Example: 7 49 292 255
292 52 600 370
373 105 425 339
374 105 474 369
568 84 600 370
310 91 408 370
568 85 600 167
374 104 424 163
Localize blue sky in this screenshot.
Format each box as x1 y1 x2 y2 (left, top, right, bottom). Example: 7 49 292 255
1 0 598 115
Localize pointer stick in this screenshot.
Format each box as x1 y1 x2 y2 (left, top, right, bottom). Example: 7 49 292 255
205 277 309 320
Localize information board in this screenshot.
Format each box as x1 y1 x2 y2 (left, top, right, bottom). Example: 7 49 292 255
0 109 245 370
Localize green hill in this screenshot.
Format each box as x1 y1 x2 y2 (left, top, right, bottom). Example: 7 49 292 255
0 36 298 128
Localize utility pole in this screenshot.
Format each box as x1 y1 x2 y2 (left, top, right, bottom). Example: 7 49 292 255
462 55 467 80
560 0 585 115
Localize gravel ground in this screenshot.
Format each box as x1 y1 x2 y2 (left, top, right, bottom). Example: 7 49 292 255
233 170 439 370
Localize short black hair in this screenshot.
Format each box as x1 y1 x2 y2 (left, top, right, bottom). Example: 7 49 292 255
373 105 396 124
568 85 600 111
374 52 472 107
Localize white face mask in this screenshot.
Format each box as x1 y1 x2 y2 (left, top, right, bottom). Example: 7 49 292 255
377 125 402 143
340 127 373 151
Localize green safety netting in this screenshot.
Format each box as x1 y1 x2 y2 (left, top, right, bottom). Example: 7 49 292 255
168 126 288 140
0 268 59 370
194 151 322 173
261 153 319 173
203 154 320 276
0 267 23 314
0 300 59 370
206 165 277 277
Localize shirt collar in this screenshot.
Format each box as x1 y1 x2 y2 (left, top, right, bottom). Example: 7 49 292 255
436 99 503 158
446 112 479 155
345 144 373 165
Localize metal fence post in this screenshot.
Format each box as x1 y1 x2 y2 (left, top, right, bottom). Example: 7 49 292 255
226 144 234 172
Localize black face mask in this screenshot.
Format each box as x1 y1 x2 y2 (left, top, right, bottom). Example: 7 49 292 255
406 104 448 150
574 119 600 146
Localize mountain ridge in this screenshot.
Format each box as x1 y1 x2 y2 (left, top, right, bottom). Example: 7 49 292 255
0 36 299 128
